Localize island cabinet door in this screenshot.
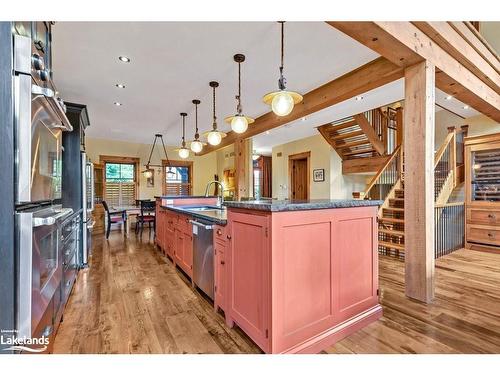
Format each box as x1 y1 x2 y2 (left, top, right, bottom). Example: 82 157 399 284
332 206 379 323
174 229 183 266
214 240 226 312
227 211 271 352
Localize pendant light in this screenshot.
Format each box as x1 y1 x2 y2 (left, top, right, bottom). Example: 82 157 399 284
263 21 303 117
177 112 190 159
189 99 205 153
225 54 254 134
142 134 174 177
203 81 226 146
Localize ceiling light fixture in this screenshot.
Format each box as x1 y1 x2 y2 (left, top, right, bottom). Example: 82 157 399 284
355 96 363 101
445 95 453 100
177 113 190 159
116 83 126 88
142 134 174 178
114 102 122 106
252 151 260 161
190 99 205 153
204 81 226 146
263 21 303 117
463 105 470 110
225 54 254 134
118 56 130 63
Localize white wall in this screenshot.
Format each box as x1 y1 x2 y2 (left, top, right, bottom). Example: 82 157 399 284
271 134 368 200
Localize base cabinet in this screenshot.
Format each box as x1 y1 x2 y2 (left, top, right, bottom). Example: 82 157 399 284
214 225 228 313
225 206 381 354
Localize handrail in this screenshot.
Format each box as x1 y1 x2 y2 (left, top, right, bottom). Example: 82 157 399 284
434 201 464 208
434 131 455 168
364 145 402 196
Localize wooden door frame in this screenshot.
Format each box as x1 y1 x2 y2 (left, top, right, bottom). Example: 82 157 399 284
288 151 311 200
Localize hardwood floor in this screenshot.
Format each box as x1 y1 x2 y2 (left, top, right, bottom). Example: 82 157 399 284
53 231 500 354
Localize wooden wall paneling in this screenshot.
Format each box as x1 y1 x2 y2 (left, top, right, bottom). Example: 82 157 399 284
403 60 436 303
198 57 404 155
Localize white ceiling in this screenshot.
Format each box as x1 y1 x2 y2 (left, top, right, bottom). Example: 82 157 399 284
52 22 379 145
52 22 481 154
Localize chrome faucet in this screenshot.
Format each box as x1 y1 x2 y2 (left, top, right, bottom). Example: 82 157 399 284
204 181 224 207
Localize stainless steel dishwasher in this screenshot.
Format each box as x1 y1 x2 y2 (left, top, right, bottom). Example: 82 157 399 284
190 218 214 300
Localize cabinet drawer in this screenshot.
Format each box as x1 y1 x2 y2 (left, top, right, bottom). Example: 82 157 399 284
467 225 500 246
214 225 227 241
467 208 500 225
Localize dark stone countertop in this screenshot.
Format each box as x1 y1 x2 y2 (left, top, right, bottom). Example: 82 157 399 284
155 195 218 199
161 205 227 226
223 199 383 212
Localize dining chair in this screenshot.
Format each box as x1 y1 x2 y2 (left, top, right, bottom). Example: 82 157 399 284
135 200 156 236
102 201 127 239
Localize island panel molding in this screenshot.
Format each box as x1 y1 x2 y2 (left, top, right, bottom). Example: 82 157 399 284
225 202 382 353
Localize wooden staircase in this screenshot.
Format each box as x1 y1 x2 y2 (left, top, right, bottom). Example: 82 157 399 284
318 106 402 173
359 126 468 258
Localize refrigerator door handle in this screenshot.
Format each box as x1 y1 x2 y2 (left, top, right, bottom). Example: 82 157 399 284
90 163 95 212
15 74 32 203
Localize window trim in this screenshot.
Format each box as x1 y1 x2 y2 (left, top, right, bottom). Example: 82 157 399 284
162 159 193 196
100 155 140 203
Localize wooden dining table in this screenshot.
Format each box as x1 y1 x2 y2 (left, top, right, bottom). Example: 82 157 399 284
110 204 155 234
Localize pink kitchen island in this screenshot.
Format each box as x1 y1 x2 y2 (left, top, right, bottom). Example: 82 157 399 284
221 199 383 354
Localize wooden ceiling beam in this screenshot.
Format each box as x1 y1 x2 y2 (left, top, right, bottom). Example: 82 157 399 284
197 57 404 155
328 22 500 122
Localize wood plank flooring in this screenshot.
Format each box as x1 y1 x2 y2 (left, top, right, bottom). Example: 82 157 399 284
53 231 500 354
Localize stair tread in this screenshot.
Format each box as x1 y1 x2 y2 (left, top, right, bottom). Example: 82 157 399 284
379 217 405 223
331 130 364 141
329 119 358 131
379 228 404 236
336 139 372 149
379 240 405 250
342 148 376 157
383 207 404 212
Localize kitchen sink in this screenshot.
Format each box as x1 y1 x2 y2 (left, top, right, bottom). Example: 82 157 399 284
184 205 224 212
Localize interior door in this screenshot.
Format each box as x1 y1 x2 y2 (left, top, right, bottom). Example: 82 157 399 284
290 158 309 200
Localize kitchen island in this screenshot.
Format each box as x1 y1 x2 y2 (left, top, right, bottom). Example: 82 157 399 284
222 199 383 354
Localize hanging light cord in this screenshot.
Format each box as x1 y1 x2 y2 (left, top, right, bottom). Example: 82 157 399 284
237 61 242 114
181 115 186 147
194 102 199 139
212 85 217 130
278 21 286 90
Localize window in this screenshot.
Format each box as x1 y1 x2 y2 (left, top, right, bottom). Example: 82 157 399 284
101 157 139 206
162 160 193 196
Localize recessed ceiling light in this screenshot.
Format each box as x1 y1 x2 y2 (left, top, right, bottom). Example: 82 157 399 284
116 83 126 88
301 117 307 122
445 95 453 100
114 102 122 106
355 96 363 101
463 105 469 110
118 56 130 63
265 130 270 135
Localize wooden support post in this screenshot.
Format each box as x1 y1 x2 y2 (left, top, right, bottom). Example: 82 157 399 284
404 60 435 303
234 138 252 200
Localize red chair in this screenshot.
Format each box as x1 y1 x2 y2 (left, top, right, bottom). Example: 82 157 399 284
102 201 127 239
135 200 156 236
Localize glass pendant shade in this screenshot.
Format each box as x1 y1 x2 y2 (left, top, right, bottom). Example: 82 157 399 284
190 140 203 153
178 147 190 159
207 130 222 146
144 169 153 178
271 91 294 116
231 115 249 134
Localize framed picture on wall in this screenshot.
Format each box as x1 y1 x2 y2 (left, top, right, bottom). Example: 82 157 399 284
313 169 325 182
